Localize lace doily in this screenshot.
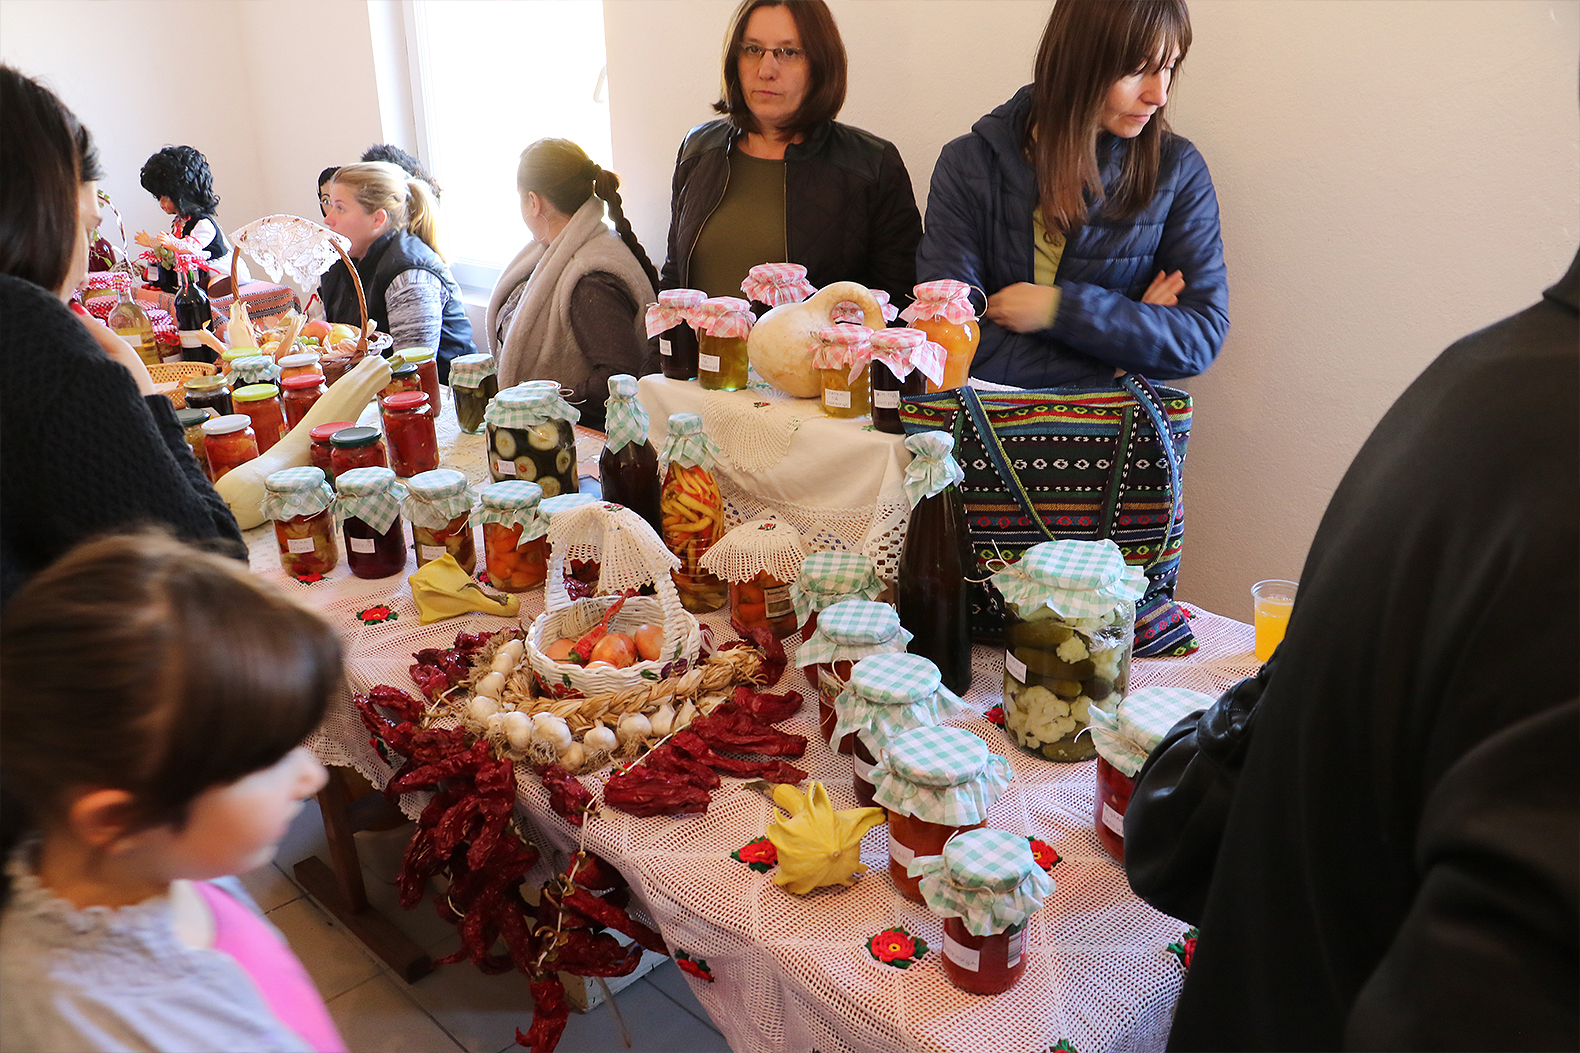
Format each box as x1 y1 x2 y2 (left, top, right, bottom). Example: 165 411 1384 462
547 500 679 597
702 379 823 472
698 518 808 584
229 215 351 288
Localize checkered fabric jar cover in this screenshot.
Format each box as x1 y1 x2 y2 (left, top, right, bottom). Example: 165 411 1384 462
448 353 497 389
603 374 649 455
796 599 912 668
903 430 965 507
870 725 1013 826
333 466 406 533
232 357 282 385
645 289 707 338
788 551 882 622
741 263 816 307
658 412 722 471
912 828 1054 937
477 481 548 542
695 296 754 339
900 279 976 325
401 468 475 530
484 381 581 428
831 652 966 753
1089 685 1214 778
993 539 1147 623
810 324 874 384
260 466 334 520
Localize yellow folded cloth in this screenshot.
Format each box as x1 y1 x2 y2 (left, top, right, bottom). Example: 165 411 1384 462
408 554 521 624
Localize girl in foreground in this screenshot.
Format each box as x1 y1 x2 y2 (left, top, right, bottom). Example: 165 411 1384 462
0 533 347 1053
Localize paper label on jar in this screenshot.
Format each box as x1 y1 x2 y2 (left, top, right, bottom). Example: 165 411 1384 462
1006 929 1023 969
419 544 447 561
349 537 377 554
873 389 900 409
495 458 517 477
1005 651 1028 683
888 831 916 868
853 751 876 783
823 387 852 409
286 537 317 554
659 338 673 357
698 353 721 372
1100 797 1126 837
764 583 794 619
943 931 981 972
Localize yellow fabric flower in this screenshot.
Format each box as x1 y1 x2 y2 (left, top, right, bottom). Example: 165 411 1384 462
765 782 886 895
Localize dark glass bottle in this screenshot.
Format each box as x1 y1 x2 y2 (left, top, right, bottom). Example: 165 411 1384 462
897 479 973 694
174 265 214 363
599 439 662 533
869 360 926 434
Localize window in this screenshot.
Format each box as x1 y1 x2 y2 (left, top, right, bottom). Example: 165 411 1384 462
400 0 613 290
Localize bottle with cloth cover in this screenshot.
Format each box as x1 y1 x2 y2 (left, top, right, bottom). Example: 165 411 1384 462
896 431 973 695
598 374 662 534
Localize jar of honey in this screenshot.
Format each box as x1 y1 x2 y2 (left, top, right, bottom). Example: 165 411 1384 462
693 296 754 391
403 468 476 570
232 383 288 452
698 519 807 640
395 346 442 410
795 600 912 753
280 373 328 430
309 421 357 484
262 466 339 580
380 391 439 477
200 413 259 481
914 829 1052 995
833 653 961 808
329 425 387 478
869 725 1013 904
811 324 874 419
478 481 549 592
1087 685 1211 862
902 280 980 392
334 466 408 579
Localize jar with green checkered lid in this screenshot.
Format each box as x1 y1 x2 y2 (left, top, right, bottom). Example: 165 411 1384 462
912 828 1052 994
796 599 913 753
658 413 726 614
334 466 408 579
1089 685 1212 862
833 652 967 807
403 468 476 570
263 466 338 580
598 374 661 534
869 724 1013 903
448 353 498 434
991 539 1147 762
479 481 548 592
484 382 581 497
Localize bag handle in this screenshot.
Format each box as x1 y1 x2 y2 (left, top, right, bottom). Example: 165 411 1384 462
958 385 1057 542
1120 375 1185 554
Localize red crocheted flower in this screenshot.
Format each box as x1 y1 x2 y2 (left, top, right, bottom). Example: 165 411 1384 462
1050 1040 1078 1052
1166 927 1199 970
357 605 397 625
674 950 714 983
866 927 928 968
984 705 1007 727
731 837 778 873
294 571 324 583
1027 837 1060 873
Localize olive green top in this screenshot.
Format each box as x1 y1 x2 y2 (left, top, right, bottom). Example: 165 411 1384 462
690 149 787 299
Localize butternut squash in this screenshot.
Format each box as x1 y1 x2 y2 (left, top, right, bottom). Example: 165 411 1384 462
746 281 885 398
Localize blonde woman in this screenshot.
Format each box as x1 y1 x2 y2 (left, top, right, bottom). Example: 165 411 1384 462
321 160 477 380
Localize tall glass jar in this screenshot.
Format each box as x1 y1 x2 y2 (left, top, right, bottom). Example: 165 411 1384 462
657 412 726 613
232 383 288 453
902 280 980 392
896 432 973 695
598 374 662 534
330 425 388 478
788 551 885 689
200 413 259 481
484 382 581 498
448 353 498 435
280 373 328 430
380 391 439 477
646 289 706 382
334 466 408 579
991 539 1146 762
868 328 945 434
396 346 442 410
811 324 874 419
914 829 1052 995
870 726 1013 904
403 468 477 570
698 519 807 640
693 297 754 391
1088 686 1210 862
478 480 549 592
182 374 233 417
309 421 356 484
795 600 912 753
262 466 339 580
832 653 957 809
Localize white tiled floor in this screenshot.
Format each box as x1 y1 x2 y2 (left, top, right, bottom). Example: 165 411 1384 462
249 801 731 1053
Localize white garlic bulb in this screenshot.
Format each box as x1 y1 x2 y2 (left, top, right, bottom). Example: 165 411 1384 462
617 713 652 745
468 695 502 722
674 700 698 731
489 651 517 675
503 711 533 751
649 703 676 737
583 722 617 752
474 672 507 699
559 741 585 769
498 639 526 663
531 712 573 752
485 713 508 736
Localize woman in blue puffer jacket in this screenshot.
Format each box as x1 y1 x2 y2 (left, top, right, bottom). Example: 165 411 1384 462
917 0 1227 389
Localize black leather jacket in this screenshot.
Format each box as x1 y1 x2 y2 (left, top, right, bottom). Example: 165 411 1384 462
660 118 922 309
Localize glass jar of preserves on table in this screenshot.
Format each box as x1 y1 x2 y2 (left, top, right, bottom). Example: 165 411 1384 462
1088 686 1210 863
182 374 233 418
833 653 957 809
693 296 754 391
811 324 874 419
201 413 259 481
380 391 439 477
309 421 356 484
478 480 549 592
788 550 885 648
870 725 1013 904
903 280 980 393
262 466 339 580
699 519 806 640
232 383 288 452
540 493 602 598
334 466 408 579
175 407 214 477
796 599 912 753
403 468 476 570
915 829 1053 995
382 360 421 401
230 355 282 389
277 351 323 380
868 327 945 434
280 373 328 430
483 382 581 498
645 289 706 381
657 412 726 613
448 353 498 435
330 425 387 478
396 346 443 410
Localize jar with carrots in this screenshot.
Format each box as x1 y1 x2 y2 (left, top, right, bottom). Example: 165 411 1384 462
698 519 807 640
477 480 549 592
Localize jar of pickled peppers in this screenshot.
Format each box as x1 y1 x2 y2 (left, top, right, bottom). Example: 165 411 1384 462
334 466 408 579
448 352 498 435
794 599 912 753
402 468 476 570
477 480 549 592
233 383 288 453
811 324 874 419
200 413 259 481
832 653 960 808
382 360 422 400
484 381 580 498
698 519 807 640
657 412 727 613
380 391 439 477
262 466 339 580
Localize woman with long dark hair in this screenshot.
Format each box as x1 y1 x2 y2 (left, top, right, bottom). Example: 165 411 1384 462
917 0 1228 389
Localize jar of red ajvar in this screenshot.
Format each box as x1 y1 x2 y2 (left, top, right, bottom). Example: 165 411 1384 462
794 599 911 753
832 653 963 808
1087 685 1211 863
788 550 884 669
380 391 439 477
309 421 357 484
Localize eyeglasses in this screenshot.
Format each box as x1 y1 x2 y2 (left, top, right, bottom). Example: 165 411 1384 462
739 43 805 65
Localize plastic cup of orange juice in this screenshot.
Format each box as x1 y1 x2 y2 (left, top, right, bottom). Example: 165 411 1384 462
1251 580 1298 662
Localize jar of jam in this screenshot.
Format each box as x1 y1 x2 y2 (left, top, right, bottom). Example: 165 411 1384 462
396 346 443 410
478 481 549 591
991 539 1144 762
277 351 323 380
330 426 388 478
794 600 912 753
308 421 356 484
182 373 233 417
699 519 806 640
869 725 1013 903
230 355 282 388
693 297 754 391
833 653 959 808
380 391 439 477
1088 685 1210 862
334 466 408 579
657 413 726 613
262 466 339 580
645 289 706 381
914 829 1052 995
902 280 980 393
540 493 602 597
175 407 214 477
233 383 288 452
811 324 874 420
484 381 581 498
200 413 259 481
280 373 328 430
403 468 476 570
789 550 884 642
448 352 498 435
868 328 945 434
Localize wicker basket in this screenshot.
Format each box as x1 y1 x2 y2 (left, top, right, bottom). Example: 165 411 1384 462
147 361 217 409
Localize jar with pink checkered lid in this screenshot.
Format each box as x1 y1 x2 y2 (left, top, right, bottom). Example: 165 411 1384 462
868 327 947 434
741 263 816 309
693 296 755 391
646 289 706 381
901 280 980 392
811 324 874 419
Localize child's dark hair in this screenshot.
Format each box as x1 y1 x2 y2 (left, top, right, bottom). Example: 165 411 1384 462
361 143 441 201
516 138 659 292
139 145 220 217
0 533 343 903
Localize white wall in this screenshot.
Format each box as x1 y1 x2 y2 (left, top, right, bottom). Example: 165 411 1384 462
5 0 1576 620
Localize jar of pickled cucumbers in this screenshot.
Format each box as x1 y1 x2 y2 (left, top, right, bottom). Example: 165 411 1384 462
693 297 754 391
334 466 408 579
990 539 1146 762
478 480 549 592
833 653 961 808
201 413 259 481
403 468 476 570
657 412 727 613
448 353 498 434
811 324 874 419
484 381 581 498
262 466 339 580
698 519 807 640
914 829 1052 995
795 599 912 753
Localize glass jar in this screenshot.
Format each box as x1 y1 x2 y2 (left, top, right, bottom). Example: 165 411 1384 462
220 347 256 380
698 519 806 640
695 296 753 391
789 551 885 689
659 462 726 613
1095 755 1134 863
335 466 408 579
914 829 1051 996
834 653 952 809
479 480 549 592
820 362 870 419
448 353 499 435
263 466 339 580
868 327 939 435
330 425 388 478
812 325 874 420
200 413 259 481
182 374 232 417
729 573 798 640
484 385 580 498
905 280 981 393
540 492 602 598
404 468 476 570
870 726 1013 904
232 383 288 453
1087 686 1210 864
795 599 911 754
280 373 328 430
230 356 282 389
277 351 323 379
868 357 925 433
380 391 439 477
175 407 213 477
396 347 442 410
647 289 706 381
897 432 974 695
309 421 356 484
598 374 662 534
382 361 422 400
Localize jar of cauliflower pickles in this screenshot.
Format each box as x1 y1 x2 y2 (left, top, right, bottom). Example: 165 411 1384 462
990 539 1147 762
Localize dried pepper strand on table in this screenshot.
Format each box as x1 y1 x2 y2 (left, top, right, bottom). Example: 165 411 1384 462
602 763 713 817
534 762 595 826
553 885 669 956
720 624 788 684
641 742 723 790
367 683 426 722
670 730 808 783
690 703 808 756
563 850 626 892
731 684 803 723
517 979 569 1053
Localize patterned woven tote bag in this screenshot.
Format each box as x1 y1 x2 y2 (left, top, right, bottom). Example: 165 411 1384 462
899 375 1197 657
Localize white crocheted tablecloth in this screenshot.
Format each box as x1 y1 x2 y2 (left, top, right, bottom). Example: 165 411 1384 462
637 374 913 580
245 390 1260 1053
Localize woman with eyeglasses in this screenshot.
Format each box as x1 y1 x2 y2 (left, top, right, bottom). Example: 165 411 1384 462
660 0 922 309
917 0 1228 389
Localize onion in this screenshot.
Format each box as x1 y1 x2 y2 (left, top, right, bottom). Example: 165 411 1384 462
503 711 533 751
583 722 617 752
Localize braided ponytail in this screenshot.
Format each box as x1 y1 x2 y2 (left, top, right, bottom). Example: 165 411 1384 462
591 167 660 293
